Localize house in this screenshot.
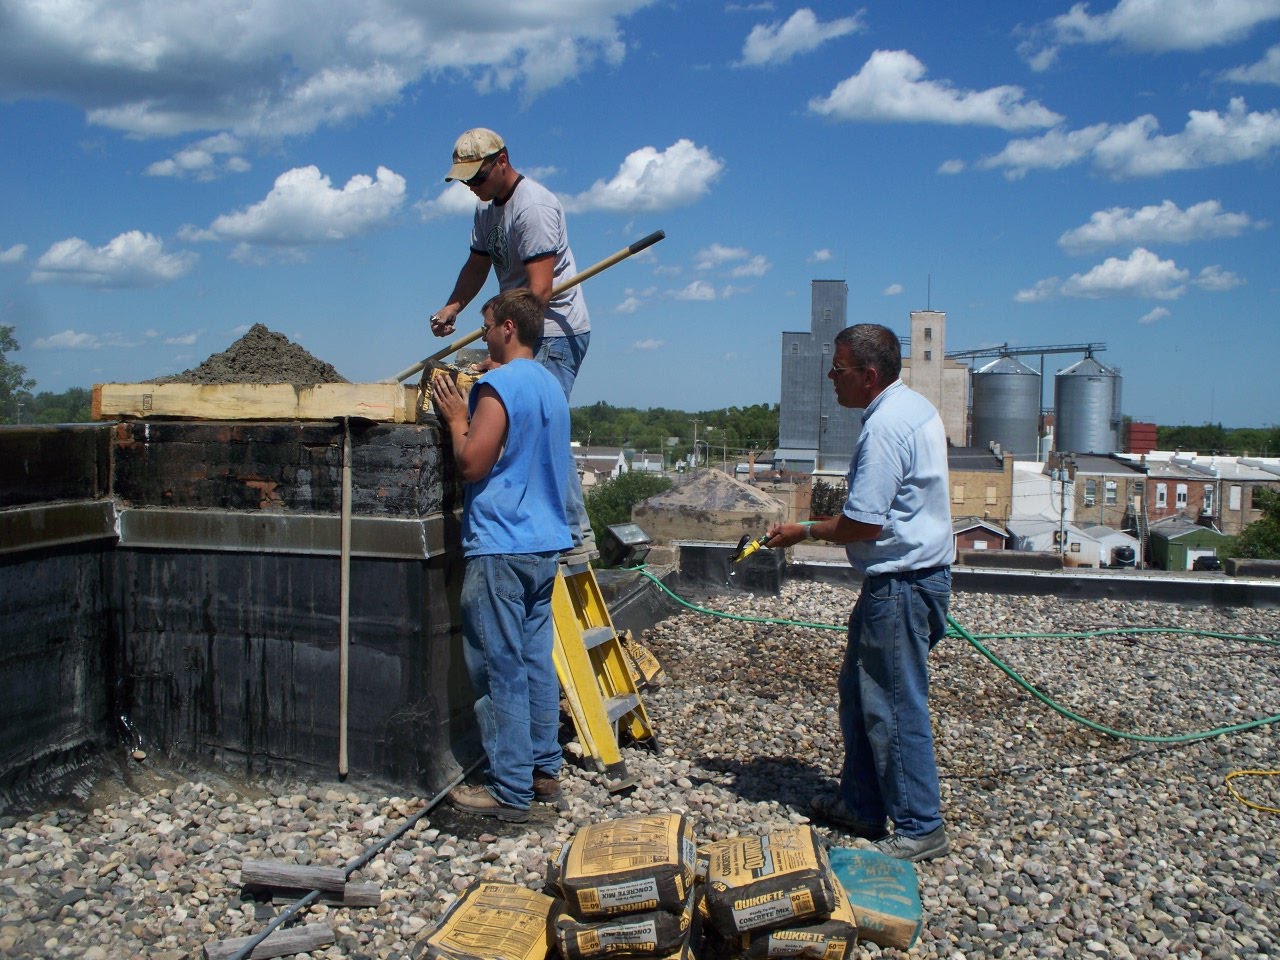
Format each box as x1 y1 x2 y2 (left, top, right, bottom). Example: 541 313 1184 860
1012 460 1067 523
952 517 1009 558
1078 525 1140 567
1129 455 1213 525
1147 515 1233 571
1051 453 1146 532
1006 518 1104 568
572 445 627 488
948 447 1014 524
1177 455 1280 536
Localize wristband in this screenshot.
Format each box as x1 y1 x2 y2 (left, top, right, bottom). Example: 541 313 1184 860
806 524 818 541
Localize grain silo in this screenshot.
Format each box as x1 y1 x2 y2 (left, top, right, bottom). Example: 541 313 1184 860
1054 354 1122 454
970 355 1040 460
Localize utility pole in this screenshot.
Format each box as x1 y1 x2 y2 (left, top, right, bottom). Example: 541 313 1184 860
691 419 701 474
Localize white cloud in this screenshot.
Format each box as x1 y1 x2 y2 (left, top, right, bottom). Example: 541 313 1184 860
1050 0 1280 52
416 182 483 222
182 165 405 256
1 244 27 264
164 331 202 346
1058 199 1263 253
1224 43 1280 83
883 283 904 296
1138 306 1171 325
809 50 1062 130
738 8 864 67
695 243 751 270
0 2 658 139
692 243 771 279
563 140 724 213
982 98 1280 179
146 133 250 181
1016 248 1190 301
979 124 1110 179
672 280 717 301
1194 264 1245 290
730 255 771 278
631 338 665 350
30 231 197 288
808 249 833 262
33 330 104 350
1014 277 1063 303
615 297 643 315
937 158 966 175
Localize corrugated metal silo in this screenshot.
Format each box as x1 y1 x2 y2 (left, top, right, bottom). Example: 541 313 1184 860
1054 354 1122 454
970 355 1040 459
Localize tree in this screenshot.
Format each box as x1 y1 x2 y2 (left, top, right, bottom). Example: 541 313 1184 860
27 387 93 424
1 324 37 424
1235 489 1280 560
583 470 673 553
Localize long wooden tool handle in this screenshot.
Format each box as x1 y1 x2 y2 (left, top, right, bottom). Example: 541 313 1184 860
386 230 665 383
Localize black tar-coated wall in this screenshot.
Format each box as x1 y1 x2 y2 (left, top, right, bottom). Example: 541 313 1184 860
0 420 479 812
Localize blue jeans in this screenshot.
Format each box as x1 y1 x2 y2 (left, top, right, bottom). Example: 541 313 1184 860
460 552 562 808
838 566 950 838
535 332 593 547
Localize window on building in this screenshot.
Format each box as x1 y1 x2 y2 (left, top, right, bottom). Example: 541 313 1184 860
1105 480 1117 505
1247 487 1256 512
924 327 932 340
973 539 988 550
1176 483 1188 507
790 343 798 354
822 342 830 354
820 415 828 433
1203 484 1214 514
1156 483 1167 508
1229 485 1242 511
924 350 932 361
952 483 965 504
824 309 832 320
985 485 997 505
1084 479 1096 506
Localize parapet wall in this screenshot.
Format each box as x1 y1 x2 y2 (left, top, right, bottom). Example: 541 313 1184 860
0 420 478 812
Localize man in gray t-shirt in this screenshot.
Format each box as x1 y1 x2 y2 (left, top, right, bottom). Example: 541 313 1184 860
429 128 595 558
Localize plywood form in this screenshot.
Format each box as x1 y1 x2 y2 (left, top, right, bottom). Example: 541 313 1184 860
92 382 424 423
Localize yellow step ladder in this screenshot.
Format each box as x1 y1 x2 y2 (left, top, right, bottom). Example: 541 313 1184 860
550 562 656 792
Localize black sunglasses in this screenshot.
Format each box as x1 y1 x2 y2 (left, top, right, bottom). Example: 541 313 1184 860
464 153 501 187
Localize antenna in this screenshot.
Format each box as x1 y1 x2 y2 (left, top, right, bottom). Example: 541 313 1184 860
927 274 931 311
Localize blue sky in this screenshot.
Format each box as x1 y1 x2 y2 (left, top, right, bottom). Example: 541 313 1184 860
1 0 1278 428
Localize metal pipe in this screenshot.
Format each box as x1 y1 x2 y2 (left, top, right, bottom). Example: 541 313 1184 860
339 417 352 780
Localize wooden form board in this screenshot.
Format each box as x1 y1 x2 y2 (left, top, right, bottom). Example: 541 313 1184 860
92 382 424 423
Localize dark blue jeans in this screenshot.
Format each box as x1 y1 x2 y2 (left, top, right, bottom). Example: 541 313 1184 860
838 566 950 838
460 552 562 809
534 332 592 548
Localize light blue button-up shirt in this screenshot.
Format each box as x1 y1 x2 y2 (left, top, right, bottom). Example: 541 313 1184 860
842 380 953 576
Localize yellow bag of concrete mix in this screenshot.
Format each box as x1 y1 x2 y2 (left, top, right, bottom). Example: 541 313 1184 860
554 886 696 960
738 868 857 959
703 826 837 935
548 813 697 919
420 881 557 960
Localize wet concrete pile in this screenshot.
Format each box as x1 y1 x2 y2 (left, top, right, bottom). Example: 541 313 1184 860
152 323 348 385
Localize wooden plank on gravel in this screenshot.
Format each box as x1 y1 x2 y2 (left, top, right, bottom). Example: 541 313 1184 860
267 882 381 907
92 382 421 423
240 859 348 893
204 922 334 960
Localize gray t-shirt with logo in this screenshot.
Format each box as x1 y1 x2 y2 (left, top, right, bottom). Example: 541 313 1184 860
470 177 590 338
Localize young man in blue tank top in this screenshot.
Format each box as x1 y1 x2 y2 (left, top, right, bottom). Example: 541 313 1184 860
432 289 574 822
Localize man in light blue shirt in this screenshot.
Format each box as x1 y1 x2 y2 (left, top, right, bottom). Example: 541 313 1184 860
767 323 953 861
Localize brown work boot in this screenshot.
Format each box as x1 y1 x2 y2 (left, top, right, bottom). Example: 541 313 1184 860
448 784 529 823
533 769 562 803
